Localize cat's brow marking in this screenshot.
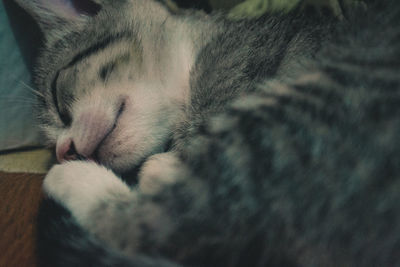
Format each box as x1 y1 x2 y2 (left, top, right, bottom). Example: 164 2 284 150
99 61 117 81
64 31 133 69
99 53 132 82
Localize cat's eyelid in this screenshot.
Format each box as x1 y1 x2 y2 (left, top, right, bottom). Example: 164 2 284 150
51 71 72 126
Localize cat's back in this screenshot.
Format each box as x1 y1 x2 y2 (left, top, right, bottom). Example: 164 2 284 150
177 2 400 265
173 10 336 150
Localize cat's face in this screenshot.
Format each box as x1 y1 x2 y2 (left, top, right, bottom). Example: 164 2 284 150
17 0 191 172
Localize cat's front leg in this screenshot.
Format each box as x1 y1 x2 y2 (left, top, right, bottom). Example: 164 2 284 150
43 159 181 253
43 155 194 255
43 161 133 228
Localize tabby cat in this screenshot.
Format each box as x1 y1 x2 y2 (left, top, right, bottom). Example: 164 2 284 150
14 0 400 266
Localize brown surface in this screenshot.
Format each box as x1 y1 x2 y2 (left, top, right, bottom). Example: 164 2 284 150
0 172 44 267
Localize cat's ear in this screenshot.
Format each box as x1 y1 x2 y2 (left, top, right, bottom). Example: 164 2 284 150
14 0 102 35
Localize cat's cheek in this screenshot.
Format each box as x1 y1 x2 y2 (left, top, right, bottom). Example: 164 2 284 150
43 161 131 226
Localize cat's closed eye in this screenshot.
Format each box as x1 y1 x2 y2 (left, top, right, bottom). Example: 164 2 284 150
51 72 72 126
58 107 72 127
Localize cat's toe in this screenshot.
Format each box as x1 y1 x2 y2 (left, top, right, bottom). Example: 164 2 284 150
138 152 187 195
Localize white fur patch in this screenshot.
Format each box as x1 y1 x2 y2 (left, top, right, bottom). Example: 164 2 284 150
43 161 131 226
138 152 184 195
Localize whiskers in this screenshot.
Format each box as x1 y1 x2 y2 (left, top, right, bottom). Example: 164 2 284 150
18 80 45 100
0 78 45 108
0 96 41 108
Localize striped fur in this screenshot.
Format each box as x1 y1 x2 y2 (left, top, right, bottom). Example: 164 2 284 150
14 0 400 266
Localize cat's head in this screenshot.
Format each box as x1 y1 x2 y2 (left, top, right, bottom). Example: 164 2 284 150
16 0 190 172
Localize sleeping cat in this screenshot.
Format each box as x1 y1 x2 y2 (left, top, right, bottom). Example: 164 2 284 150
14 0 400 266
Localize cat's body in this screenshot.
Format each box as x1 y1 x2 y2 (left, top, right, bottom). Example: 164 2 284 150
14 0 400 266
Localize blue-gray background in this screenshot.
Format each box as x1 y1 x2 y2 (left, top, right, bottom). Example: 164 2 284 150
0 0 43 150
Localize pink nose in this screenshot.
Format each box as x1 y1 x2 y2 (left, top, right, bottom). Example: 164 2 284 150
56 138 79 162
56 138 96 163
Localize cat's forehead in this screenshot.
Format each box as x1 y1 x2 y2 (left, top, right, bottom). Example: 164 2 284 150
35 12 136 91
27 0 170 92
55 34 141 91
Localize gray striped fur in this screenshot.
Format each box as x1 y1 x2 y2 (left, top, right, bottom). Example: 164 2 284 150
14 0 400 266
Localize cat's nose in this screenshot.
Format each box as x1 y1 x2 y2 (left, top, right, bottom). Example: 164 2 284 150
56 138 78 162
56 138 90 163
54 99 123 163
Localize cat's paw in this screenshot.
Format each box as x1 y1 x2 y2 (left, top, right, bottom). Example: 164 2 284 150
43 161 131 226
138 152 186 195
